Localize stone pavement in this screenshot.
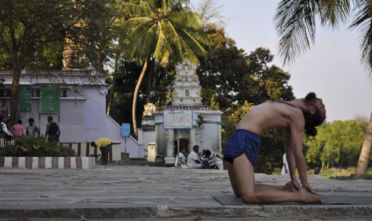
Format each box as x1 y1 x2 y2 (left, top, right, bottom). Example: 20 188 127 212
0 165 372 220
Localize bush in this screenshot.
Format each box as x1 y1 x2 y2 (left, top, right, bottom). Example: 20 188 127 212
0 136 75 157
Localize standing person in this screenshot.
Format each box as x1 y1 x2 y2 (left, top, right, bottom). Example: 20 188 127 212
224 92 326 204
175 146 187 167
281 153 289 176
10 120 24 137
90 138 112 165
187 145 202 168
0 100 8 119
1 115 13 142
26 118 40 138
45 116 60 142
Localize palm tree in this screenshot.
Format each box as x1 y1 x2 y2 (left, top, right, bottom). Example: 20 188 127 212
355 113 372 178
275 0 372 177
121 0 208 136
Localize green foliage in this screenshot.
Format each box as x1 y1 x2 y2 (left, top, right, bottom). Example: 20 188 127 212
304 120 365 168
0 136 75 157
209 95 220 110
244 48 294 103
319 167 355 179
120 0 208 67
197 24 250 109
197 25 294 109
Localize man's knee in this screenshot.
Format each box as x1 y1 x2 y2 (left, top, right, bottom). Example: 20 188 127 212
240 192 258 204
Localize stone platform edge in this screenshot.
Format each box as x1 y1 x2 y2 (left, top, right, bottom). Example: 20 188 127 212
0 156 96 169
0 205 372 219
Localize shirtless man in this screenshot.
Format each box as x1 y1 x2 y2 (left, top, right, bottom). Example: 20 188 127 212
224 92 326 204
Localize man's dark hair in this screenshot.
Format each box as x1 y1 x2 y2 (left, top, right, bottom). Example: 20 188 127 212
303 92 325 136
193 145 199 152
203 149 212 158
17 120 22 124
90 141 97 147
304 92 317 102
48 116 53 121
29 118 34 123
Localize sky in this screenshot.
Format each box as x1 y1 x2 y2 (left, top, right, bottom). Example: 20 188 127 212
190 0 372 122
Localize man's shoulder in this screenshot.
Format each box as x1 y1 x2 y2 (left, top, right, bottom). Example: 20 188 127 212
188 151 196 156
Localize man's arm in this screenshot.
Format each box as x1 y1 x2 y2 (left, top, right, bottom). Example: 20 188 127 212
57 124 61 137
3 123 13 136
283 129 300 188
45 123 50 136
286 116 313 193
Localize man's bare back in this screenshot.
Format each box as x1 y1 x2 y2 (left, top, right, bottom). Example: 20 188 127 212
236 101 304 135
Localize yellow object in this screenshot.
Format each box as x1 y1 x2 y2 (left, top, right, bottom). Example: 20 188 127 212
94 138 111 148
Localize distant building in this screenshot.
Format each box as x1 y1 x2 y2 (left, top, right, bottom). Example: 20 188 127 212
138 61 222 164
0 68 143 158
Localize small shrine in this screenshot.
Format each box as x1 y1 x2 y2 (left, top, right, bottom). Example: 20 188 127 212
138 61 222 164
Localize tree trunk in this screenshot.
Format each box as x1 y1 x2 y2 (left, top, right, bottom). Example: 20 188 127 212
146 59 153 102
354 112 372 179
106 54 120 116
132 59 149 136
10 67 21 126
106 89 113 116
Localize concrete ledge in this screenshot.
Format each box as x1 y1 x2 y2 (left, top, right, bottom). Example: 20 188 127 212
0 157 95 169
0 205 372 219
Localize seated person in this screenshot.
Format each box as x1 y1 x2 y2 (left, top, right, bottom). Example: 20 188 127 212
175 146 187 167
11 120 24 137
187 145 202 168
201 149 224 170
201 149 214 169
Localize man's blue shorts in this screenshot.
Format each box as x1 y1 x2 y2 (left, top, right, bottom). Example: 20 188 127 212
224 129 261 165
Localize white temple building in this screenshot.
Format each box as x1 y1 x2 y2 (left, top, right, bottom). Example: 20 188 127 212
0 68 143 159
138 61 222 164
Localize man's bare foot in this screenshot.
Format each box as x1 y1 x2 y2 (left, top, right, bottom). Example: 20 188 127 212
298 188 323 204
284 181 297 192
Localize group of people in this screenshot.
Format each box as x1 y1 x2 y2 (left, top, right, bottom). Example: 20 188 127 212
175 145 223 170
0 114 60 142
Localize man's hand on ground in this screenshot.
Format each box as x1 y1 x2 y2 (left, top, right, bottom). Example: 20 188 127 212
291 179 301 191
302 183 319 196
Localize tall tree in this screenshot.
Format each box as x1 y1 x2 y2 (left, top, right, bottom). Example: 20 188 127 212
109 58 174 131
244 48 294 104
121 0 208 136
275 0 372 177
197 24 252 109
